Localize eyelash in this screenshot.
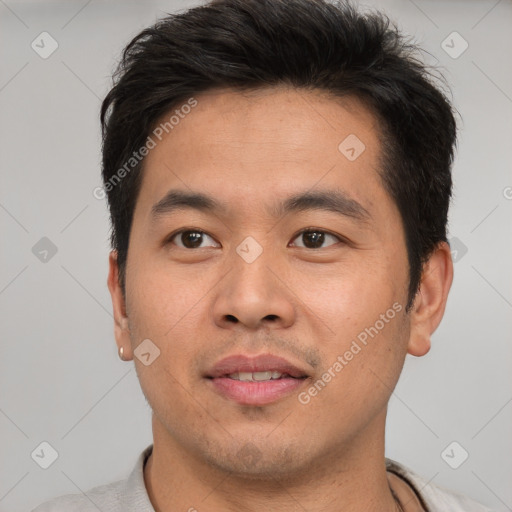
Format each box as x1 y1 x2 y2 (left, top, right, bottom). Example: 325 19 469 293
165 227 346 249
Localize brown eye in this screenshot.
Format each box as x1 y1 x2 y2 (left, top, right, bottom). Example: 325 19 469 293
291 229 342 249
169 230 219 249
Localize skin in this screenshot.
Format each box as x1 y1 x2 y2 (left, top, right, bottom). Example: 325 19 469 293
107 86 453 512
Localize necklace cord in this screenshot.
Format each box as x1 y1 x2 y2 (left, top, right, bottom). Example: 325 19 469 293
389 482 405 512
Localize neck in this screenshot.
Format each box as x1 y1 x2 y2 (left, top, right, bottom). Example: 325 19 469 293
144 410 406 512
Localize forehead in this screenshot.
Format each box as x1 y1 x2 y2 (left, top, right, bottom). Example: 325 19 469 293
135 86 388 222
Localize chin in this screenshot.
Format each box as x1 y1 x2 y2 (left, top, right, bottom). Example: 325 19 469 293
201 438 309 479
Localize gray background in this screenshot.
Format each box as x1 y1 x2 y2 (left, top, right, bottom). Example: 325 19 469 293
0 0 511 511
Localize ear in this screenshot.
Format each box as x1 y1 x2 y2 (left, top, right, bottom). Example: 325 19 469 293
407 241 454 357
107 250 132 360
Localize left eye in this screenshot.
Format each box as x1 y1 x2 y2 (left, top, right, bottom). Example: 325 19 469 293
290 229 342 249
168 230 219 249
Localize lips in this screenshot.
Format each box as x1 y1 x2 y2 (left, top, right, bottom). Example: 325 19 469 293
205 353 309 406
206 354 309 379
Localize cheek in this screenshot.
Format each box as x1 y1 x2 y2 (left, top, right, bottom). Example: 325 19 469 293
126 258 209 340
299 261 408 388
299 257 402 327
126 264 205 410
300 308 408 429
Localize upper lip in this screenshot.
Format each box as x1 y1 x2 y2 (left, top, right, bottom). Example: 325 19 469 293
206 353 309 379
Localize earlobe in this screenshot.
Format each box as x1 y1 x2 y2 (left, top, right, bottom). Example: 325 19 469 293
107 251 132 359
407 241 454 357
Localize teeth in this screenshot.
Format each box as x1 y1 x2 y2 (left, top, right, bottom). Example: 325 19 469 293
228 371 284 381
253 371 272 381
239 371 256 381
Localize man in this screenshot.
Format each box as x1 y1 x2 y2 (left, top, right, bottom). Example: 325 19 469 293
33 0 493 510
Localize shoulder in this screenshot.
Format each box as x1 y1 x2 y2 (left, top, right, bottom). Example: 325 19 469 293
31 479 124 512
385 458 495 512
32 444 154 512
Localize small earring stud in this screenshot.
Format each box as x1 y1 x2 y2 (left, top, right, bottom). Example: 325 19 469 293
119 346 125 361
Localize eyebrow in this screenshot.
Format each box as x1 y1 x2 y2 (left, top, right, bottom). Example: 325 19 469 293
150 189 372 224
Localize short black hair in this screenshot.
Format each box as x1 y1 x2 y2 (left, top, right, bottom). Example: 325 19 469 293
100 0 457 311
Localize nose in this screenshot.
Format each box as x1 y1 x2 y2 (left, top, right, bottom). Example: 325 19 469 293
212 248 296 331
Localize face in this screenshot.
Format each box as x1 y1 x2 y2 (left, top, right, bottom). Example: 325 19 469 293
111 86 417 478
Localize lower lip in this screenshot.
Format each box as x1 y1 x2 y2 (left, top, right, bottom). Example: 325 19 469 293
209 377 306 406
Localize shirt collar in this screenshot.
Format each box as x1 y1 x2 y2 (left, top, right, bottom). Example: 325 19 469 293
119 444 155 511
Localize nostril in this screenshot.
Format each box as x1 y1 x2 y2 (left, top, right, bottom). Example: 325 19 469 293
225 314 238 323
265 314 278 321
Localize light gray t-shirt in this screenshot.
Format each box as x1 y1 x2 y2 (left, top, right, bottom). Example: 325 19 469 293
32 444 494 512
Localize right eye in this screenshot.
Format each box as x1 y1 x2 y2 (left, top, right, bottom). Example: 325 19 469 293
166 229 220 249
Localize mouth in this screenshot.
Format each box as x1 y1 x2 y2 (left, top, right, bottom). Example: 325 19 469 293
205 353 310 406
224 370 302 381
